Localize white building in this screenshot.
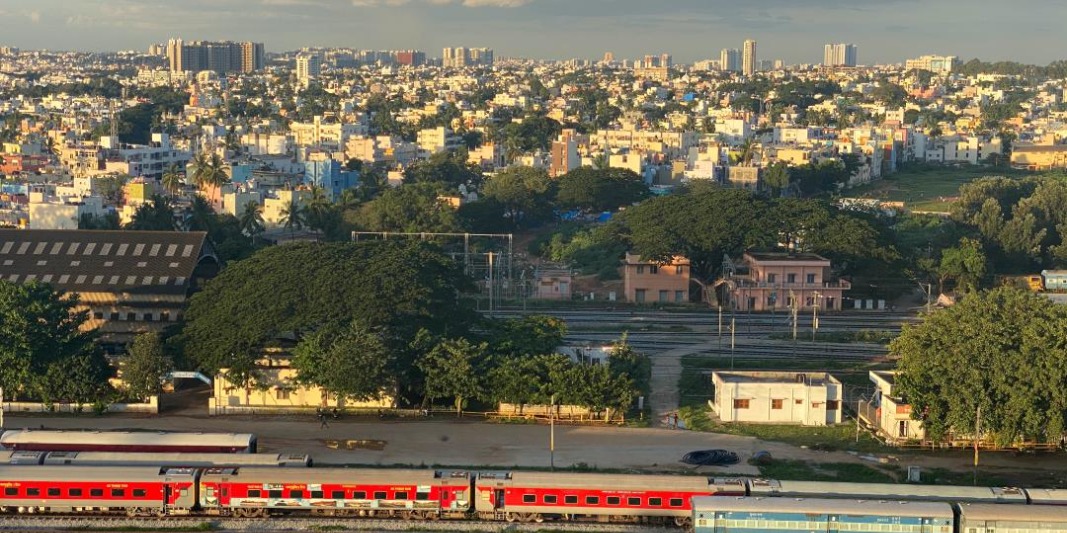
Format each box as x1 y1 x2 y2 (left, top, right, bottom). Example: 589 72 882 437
823 43 858 67
416 127 461 155
27 193 108 230
290 116 366 152
710 371 843 426
295 54 322 87
904 55 960 74
859 371 926 442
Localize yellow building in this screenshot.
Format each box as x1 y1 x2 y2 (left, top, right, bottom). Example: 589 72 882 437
210 356 395 415
1010 145 1067 170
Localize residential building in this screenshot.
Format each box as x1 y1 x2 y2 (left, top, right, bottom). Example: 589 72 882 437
728 252 850 312
719 49 741 72
727 166 761 191
263 189 310 229
304 157 359 200
710 371 843 426
742 39 757 76
1010 144 1067 169
0 153 48 175
210 353 394 415
532 268 572 301
296 53 322 86
166 39 264 73
859 371 926 443
416 126 461 155
27 193 108 230
904 54 960 74
290 116 367 152
823 43 858 67
550 130 581 177
622 252 690 304
240 42 265 73
0 229 219 348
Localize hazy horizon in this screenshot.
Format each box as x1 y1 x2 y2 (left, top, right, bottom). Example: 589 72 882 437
1 0 1065 65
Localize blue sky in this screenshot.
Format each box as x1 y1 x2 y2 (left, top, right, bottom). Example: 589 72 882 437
0 0 1063 64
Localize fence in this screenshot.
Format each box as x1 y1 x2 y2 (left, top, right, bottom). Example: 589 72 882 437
2 396 158 415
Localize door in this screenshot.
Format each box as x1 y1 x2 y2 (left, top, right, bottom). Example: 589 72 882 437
494 489 505 510
898 420 908 438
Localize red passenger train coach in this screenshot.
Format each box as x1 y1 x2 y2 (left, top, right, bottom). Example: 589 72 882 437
0 465 198 515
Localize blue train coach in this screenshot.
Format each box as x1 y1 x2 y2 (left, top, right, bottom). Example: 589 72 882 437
693 496 954 533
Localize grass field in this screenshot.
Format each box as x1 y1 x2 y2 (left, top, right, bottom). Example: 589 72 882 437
847 164 1032 213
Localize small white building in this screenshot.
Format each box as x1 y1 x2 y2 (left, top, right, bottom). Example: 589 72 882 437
859 370 926 442
710 371 843 426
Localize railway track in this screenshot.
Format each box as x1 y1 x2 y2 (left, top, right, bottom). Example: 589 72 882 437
0 514 674 532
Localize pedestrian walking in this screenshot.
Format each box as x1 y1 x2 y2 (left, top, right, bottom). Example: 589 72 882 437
319 413 329 429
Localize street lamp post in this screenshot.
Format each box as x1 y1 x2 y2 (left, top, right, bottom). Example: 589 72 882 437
549 393 556 470
812 291 822 342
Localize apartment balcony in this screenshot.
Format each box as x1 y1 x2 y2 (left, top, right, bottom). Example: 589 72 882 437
731 279 852 291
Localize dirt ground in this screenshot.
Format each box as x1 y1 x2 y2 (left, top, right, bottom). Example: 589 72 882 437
6 412 1066 486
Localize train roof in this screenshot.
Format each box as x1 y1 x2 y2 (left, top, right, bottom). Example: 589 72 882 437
201 467 470 485
747 479 1028 502
692 496 955 518
497 472 727 491
42 452 310 467
0 465 178 482
1024 488 1067 505
0 430 255 447
958 503 1067 521
0 451 46 464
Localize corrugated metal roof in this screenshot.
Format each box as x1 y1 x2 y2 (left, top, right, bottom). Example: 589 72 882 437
0 229 208 295
750 480 1027 503
958 503 1067 521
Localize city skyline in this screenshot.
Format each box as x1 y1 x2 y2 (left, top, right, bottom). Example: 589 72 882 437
0 0 1064 64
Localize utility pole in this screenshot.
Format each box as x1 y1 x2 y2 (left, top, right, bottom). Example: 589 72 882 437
549 393 556 471
812 291 821 342
718 305 723 349
973 405 981 486
730 317 736 369
487 252 495 317
855 395 861 443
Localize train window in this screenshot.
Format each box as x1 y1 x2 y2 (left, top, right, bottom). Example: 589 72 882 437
27 488 39 496
290 490 304 499
111 489 125 497
669 498 683 507
69 488 83 497
543 495 557 504
354 491 367 499
373 491 387 500
268 490 283 499
649 497 662 506
585 496 600 505
89 489 101 497
3 488 16 496
522 494 536 503
47 488 61 497
247 490 261 498
331 491 345 499
416 491 430 501
394 492 408 500
564 495 578 504
607 496 621 505
133 489 147 498
311 491 324 499
627 497 641 506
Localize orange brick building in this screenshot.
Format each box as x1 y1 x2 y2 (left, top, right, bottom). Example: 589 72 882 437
730 252 849 311
622 253 691 303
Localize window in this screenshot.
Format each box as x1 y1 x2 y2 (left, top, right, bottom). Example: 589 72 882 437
669 498 684 507
544 495 557 504
394 491 408 500
93 311 104 319
827 400 840 410
806 273 816 284
658 290 668 302
416 491 430 501
290 490 304 499
161 311 170 322
811 402 824 408
767 273 776 283
675 265 684 274
48 488 61 496
585 496 600 505
276 389 290 400
634 289 646 303
627 497 641 506
649 497 662 506
636 265 645 275
248 490 261 498
126 312 136 321
733 399 750 409
565 495 578 504
787 273 796 283
133 489 147 498
607 496 621 505
675 290 685 302
88 489 101 497
771 399 784 410
268 490 283 498
373 491 387 500
111 488 125 497
4 488 16 496
805 297 814 306
795 399 803 405
522 494 536 503
110 312 119 320
354 491 367 499
144 313 154 322
68 488 83 497
331 490 345 499
649 265 658 274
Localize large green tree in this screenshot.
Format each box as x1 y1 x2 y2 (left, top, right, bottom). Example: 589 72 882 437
893 288 1067 445
480 166 555 228
556 167 651 213
292 320 392 405
122 332 173 401
417 337 487 416
403 151 482 190
182 241 475 397
354 182 462 233
0 281 111 402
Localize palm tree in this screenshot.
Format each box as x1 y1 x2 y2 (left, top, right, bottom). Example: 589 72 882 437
337 188 360 212
184 195 215 232
161 165 184 198
280 198 305 239
238 201 265 238
203 152 230 203
189 152 211 190
591 154 609 170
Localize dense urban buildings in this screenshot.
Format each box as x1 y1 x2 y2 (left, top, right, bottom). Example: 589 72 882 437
904 54 961 74
823 43 858 67
166 39 264 73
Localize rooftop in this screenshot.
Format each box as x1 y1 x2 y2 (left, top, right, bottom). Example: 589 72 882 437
713 371 840 386
745 251 830 263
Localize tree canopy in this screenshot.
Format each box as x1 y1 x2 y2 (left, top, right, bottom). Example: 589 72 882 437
893 288 1067 445
556 167 651 213
291 320 392 404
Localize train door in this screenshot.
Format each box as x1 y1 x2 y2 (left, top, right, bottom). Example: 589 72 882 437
713 511 728 533
494 489 505 510
828 515 840 533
